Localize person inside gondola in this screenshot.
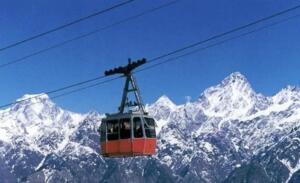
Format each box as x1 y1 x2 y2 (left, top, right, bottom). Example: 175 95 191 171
134 117 143 138
107 120 119 140
135 125 143 138
120 119 131 139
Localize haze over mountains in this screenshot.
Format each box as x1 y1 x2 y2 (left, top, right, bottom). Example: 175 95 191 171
1 72 300 182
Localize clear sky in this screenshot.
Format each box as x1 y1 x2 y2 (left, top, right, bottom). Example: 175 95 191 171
0 0 300 113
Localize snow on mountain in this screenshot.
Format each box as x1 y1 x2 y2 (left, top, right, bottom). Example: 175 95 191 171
225 127 300 182
199 72 257 119
0 93 85 156
146 95 177 133
152 72 300 182
1 72 300 182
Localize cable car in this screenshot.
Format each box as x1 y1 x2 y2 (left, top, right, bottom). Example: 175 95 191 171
98 58 157 157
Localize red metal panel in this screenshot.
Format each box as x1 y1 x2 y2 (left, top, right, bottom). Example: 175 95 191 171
132 138 145 155
119 139 132 153
105 140 119 154
101 138 156 157
144 138 156 155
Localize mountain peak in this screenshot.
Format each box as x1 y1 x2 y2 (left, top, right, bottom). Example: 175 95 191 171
11 93 56 114
200 72 256 118
155 95 176 108
221 72 248 86
272 85 300 104
17 93 50 102
274 85 300 98
218 72 254 95
203 72 254 96
283 85 300 92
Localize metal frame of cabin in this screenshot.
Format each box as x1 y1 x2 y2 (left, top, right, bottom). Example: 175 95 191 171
99 58 157 157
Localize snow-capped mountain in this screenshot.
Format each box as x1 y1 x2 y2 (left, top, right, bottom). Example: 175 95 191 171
1 72 300 182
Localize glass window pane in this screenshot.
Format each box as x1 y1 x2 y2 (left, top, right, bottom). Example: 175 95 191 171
107 120 119 140
120 118 131 139
134 117 143 138
144 118 156 138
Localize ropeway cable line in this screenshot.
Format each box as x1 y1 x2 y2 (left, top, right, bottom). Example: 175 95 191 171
147 4 300 63
0 0 135 52
0 4 300 110
0 0 180 69
46 11 300 103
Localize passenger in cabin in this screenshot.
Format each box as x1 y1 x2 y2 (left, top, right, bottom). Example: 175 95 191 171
135 126 142 137
124 121 130 129
134 122 143 138
120 120 131 139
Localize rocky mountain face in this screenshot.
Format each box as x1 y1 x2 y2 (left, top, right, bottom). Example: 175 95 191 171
1 72 300 182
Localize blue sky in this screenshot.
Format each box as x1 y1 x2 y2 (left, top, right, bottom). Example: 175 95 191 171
0 0 300 113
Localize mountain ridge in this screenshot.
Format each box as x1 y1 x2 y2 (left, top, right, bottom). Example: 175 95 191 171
1 72 300 182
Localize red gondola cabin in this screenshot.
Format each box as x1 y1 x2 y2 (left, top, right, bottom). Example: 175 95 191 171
98 58 157 157
100 113 156 157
